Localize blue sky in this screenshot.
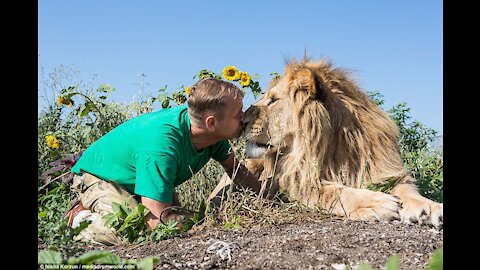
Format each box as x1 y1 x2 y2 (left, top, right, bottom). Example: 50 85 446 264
38 1 443 135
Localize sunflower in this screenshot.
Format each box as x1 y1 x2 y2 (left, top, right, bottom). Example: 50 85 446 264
45 135 61 149
185 87 190 96
239 71 251 86
222 66 240 81
57 96 73 107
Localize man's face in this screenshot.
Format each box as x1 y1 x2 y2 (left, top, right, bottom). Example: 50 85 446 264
216 94 244 139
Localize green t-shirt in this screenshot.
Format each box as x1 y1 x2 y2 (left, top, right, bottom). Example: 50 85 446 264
71 104 232 204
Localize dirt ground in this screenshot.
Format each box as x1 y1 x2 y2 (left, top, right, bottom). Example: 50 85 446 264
68 219 443 270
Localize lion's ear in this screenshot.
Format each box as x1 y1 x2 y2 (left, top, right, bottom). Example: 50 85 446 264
293 68 322 100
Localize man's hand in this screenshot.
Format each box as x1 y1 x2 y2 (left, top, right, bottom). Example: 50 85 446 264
141 196 192 229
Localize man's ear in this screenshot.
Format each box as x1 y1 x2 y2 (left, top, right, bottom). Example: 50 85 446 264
205 115 216 130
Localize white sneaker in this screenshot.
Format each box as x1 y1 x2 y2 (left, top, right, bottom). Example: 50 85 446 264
71 210 95 228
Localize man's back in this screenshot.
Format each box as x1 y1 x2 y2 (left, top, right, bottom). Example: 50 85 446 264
71 104 230 200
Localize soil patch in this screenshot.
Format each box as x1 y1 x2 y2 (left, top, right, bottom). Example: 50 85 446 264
63 219 443 269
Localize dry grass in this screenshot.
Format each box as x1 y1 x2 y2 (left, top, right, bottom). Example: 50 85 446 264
204 187 340 230
176 137 340 231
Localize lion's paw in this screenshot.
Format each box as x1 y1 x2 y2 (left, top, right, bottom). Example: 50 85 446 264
399 197 443 229
346 190 401 222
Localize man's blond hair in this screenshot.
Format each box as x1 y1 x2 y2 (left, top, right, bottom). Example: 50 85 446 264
187 78 243 123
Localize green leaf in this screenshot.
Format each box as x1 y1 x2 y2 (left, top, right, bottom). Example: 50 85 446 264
78 105 90 117
120 202 133 216
98 83 115 93
150 220 180 242
385 254 400 270
158 85 168 92
66 92 76 99
66 250 117 265
117 213 138 233
94 253 122 264
181 218 195 232
137 204 148 215
73 220 91 234
251 73 261 80
38 250 62 265
358 262 374 270
192 200 206 223
111 201 122 213
253 91 262 99
134 256 161 270
162 99 170 109
157 93 168 103
427 248 443 270
103 214 117 227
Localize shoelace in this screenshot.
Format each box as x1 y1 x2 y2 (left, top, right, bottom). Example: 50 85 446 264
206 240 232 261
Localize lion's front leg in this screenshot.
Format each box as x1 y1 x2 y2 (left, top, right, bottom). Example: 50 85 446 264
245 158 265 179
391 183 443 229
311 181 401 221
245 158 280 199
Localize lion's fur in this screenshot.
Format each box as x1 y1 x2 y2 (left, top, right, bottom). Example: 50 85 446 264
244 57 416 207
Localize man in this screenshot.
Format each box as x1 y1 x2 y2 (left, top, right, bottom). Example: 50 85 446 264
68 78 260 245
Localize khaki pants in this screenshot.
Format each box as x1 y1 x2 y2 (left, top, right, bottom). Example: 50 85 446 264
71 173 138 245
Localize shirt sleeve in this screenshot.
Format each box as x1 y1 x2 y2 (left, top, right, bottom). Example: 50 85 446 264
134 152 178 204
211 140 233 162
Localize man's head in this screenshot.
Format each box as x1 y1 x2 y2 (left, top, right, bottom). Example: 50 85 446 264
187 78 245 139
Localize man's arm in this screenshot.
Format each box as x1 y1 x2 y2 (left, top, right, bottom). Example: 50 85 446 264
220 153 260 193
141 194 190 229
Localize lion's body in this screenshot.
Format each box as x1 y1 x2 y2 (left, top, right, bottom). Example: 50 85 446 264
242 57 442 228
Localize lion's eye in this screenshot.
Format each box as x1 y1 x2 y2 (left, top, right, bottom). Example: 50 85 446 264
268 97 278 106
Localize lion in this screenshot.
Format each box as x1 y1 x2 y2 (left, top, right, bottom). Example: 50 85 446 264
210 57 443 229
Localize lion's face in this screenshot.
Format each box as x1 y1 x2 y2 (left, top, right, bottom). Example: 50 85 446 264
243 75 300 158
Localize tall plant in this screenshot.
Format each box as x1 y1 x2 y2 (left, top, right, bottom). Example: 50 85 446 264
368 91 443 202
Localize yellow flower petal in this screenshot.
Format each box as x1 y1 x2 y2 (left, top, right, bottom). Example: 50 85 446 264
45 135 61 149
57 96 64 106
239 72 251 86
223 66 240 81
57 96 73 107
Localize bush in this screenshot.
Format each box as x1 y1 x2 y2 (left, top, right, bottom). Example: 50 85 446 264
368 91 443 202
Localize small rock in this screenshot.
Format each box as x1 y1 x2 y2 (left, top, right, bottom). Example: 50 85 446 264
331 263 347 270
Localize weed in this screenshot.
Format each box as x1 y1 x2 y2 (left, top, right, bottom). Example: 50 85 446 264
346 249 442 270
38 183 87 255
427 248 443 270
224 215 243 230
38 249 160 270
103 200 151 244
150 219 181 243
